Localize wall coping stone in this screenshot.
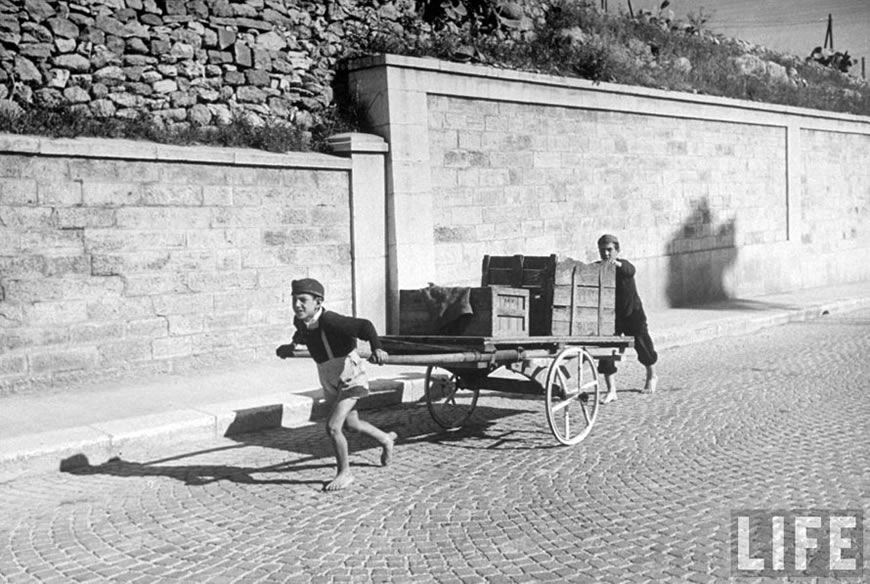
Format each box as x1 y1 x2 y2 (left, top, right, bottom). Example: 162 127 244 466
0 134 352 170
347 54 870 128
327 132 390 155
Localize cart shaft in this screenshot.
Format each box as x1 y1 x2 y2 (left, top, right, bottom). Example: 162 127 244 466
379 348 555 365
291 346 556 365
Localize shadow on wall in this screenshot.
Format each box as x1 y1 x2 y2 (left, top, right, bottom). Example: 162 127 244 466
330 66 378 134
665 198 738 307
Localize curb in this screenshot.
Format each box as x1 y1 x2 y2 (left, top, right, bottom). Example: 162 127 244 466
654 296 870 351
1 294 866 481
0 378 426 482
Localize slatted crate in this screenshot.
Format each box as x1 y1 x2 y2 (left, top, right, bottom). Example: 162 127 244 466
398 286 530 337
481 254 615 336
550 258 616 336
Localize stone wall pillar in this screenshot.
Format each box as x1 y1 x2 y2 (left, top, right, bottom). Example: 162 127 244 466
327 132 389 332
786 121 802 243
346 61 436 333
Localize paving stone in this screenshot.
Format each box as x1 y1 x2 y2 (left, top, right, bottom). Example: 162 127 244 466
1 309 868 582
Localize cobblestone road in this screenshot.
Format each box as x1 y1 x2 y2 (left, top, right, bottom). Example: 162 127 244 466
1 309 868 583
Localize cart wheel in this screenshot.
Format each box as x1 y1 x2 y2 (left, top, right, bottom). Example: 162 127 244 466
425 366 479 430
544 347 601 446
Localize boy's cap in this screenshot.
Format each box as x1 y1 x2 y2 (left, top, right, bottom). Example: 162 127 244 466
291 278 324 298
597 233 619 247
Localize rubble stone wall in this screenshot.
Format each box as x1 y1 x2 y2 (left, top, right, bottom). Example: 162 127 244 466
0 136 353 394
0 0 417 129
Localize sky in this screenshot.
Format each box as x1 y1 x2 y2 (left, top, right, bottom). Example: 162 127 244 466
634 0 869 76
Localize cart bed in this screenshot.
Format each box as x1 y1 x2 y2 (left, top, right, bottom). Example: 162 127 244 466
381 334 632 360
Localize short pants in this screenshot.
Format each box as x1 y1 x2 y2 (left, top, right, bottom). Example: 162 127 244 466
317 351 370 402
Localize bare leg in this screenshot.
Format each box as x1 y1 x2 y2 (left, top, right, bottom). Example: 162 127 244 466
324 398 357 491
600 373 617 403
643 365 658 393
345 411 397 466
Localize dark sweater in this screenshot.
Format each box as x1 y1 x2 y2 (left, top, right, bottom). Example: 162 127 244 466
292 310 382 364
614 260 645 321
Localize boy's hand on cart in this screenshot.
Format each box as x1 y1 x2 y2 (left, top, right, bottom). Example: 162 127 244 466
275 344 296 359
368 348 389 365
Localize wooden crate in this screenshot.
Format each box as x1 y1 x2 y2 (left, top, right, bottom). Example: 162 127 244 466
482 254 556 336
481 254 615 336
399 286 530 337
550 258 615 336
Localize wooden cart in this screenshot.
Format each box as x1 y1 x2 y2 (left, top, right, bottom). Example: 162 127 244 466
378 334 632 446
383 255 630 445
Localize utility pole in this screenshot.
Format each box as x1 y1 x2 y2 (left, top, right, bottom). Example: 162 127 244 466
823 14 833 50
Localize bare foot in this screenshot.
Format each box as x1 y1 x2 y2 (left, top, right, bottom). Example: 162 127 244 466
644 376 658 394
324 472 354 491
380 432 397 467
600 392 617 404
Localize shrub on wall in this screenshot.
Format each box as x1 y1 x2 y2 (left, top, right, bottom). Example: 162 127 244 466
355 1 869 114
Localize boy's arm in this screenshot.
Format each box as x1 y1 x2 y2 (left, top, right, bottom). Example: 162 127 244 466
276 343 295 358
615 259 636 277
324 312 388 364
276 323 305 359
325 312 383 352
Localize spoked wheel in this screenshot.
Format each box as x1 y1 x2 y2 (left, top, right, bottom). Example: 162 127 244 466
544 347 601 445
424 366 480 430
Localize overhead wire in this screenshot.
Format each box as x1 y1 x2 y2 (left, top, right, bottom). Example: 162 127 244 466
679 1 868 27
696 3 869 53
702 10 866 26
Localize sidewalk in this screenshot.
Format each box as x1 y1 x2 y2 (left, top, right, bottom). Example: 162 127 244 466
2 281 868 480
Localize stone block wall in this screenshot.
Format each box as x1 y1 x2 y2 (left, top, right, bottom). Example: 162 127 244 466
800 129 870 286
428 95 788 286
348 54 870 326
0 136 354 394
